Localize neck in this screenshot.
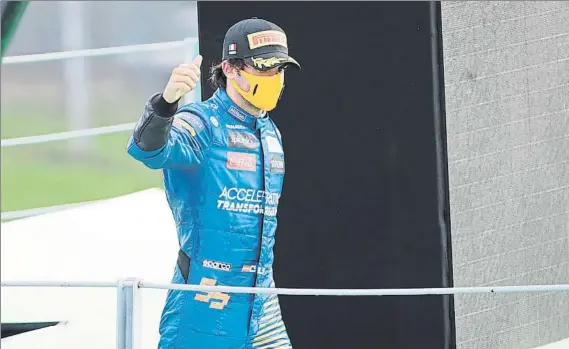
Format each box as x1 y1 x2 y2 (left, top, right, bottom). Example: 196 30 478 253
225 85 264 117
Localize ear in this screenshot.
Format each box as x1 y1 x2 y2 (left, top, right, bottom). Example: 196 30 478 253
221 61 239 80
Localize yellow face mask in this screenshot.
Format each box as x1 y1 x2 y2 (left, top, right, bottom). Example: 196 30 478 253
231 69 285 112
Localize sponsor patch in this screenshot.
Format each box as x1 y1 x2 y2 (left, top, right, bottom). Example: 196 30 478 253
270 154 285 174
226 124 247 130
204 103 219 111
228 106 247 122
202 259 231 272
173 118 196 136
242 265 267 274
226 152 256 172
266 136 283 154
228 43 237 55
247 30 287 50
228 131 259 150
187 114 204 131
217 186 280 216
210 116 219 127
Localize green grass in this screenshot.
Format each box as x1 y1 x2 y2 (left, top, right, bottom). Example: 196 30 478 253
1 112 163 212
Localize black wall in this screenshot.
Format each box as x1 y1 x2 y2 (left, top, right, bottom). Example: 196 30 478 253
197 2 455 348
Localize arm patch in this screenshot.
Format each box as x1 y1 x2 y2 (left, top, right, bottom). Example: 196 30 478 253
173 118 197 137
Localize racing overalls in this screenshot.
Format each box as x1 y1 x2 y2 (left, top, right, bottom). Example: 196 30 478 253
127 88 291 349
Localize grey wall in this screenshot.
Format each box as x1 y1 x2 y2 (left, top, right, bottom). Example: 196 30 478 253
441 2 569 349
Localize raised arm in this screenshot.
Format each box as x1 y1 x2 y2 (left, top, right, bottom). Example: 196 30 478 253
126 92 212 169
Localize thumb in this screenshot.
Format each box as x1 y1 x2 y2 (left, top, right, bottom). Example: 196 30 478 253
192 55 203 67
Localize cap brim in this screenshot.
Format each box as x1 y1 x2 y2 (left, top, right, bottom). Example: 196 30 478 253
245 52 301 71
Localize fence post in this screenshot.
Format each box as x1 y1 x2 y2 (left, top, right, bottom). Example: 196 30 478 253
116 278 140 349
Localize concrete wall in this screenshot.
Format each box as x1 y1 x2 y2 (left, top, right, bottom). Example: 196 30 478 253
441 2 569 349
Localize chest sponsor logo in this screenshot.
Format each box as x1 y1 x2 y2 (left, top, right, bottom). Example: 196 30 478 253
270 155 285 174
226 152 256 172
242 265 268 274
228 131 259 150
217 187 281 216
226 124 247 130
265 136 283 154
228 106 247 122
202 259 231 272
210 116 219 127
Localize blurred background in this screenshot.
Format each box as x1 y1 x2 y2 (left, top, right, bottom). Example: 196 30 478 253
1 1 199 214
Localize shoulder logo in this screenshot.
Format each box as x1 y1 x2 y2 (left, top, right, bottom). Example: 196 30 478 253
173 118 196 136
270 154 285 174
210 116 219 127
265 136 283 154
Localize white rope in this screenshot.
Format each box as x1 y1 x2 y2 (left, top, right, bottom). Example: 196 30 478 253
1 199 104 221
3 280 569 296
1 39 193 65
1 122 135 148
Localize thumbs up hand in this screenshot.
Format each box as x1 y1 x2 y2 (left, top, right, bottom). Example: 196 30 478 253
162 55 203 103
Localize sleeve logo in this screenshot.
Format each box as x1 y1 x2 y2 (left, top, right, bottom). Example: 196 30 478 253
270 155 285 174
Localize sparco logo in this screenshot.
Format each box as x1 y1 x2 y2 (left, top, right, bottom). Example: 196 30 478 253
217 187 280 216
270 155 284 174
202 259 231 272
228 131 259 150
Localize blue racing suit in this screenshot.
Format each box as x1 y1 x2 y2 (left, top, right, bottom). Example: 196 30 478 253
127 88 291 349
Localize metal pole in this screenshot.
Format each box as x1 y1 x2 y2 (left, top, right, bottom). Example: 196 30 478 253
60 1 92 155
183 37 201 105
116 278 139 349
116 280 126 349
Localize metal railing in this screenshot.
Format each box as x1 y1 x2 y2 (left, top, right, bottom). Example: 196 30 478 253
0 37 200 221
2 279 569 349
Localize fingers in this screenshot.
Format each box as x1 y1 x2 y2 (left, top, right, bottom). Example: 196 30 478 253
170 81 196 96
163 56 203 101
174 66 200 79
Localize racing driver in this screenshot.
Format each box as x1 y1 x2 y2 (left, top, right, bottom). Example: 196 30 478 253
127 18 300 349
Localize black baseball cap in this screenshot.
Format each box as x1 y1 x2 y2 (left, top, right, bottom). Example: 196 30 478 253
222 18 301 71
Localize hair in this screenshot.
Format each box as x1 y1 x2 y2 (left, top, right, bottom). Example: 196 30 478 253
209 58 246 89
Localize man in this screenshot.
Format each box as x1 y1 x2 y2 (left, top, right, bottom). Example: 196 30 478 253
127 18 300 349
